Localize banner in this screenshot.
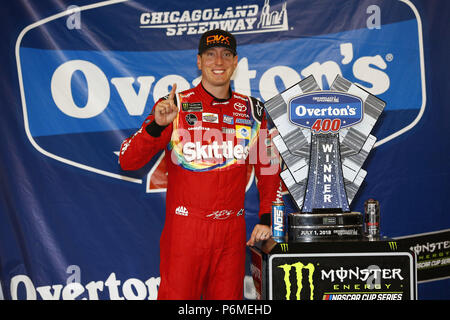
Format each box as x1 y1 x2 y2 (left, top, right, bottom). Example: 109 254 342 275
1 0 449 299
270 252 416 300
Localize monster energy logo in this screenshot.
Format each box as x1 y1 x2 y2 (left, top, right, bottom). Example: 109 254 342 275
389 242 398 250
278 262 315 300
280 243 289 252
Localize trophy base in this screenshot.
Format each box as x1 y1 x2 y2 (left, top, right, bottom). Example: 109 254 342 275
288 212 363 242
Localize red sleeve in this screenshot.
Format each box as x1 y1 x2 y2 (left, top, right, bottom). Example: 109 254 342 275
253 111 283 221
119 106 173 171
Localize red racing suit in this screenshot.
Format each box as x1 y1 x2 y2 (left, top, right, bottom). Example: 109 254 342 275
119 83 282 299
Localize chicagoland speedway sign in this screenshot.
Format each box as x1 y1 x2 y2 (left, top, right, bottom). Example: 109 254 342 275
139 1 289 36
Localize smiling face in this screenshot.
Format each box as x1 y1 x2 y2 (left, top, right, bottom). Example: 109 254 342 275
197 47 238 93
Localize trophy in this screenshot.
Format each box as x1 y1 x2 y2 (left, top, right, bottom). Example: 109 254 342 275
265 75 385 241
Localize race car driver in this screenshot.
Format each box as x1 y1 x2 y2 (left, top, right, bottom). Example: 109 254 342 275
119 29 282 300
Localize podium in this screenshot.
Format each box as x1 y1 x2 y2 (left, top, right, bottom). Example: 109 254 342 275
250 238 417 300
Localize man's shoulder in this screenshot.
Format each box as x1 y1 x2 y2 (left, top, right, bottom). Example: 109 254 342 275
232 92 265 123
231 91 249 102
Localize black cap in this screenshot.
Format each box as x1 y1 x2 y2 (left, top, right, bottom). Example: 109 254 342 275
198 29 237 55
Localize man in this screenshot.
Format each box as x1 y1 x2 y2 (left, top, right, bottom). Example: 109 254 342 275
119 29 281 299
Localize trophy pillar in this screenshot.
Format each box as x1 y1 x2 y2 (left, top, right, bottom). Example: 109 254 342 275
302 132 349 213
290 132 363 241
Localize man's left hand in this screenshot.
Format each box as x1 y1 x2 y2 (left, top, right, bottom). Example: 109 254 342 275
246 224 271 246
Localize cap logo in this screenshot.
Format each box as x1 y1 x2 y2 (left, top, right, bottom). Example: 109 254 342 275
206 34 230 46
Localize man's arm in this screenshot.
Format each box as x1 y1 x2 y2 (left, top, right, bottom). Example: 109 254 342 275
119 85 178 171
247 104 283 246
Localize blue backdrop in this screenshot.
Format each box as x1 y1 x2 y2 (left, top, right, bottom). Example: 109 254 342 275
1 0 449 300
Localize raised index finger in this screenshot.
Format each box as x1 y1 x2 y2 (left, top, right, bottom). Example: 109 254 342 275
168 83 177 102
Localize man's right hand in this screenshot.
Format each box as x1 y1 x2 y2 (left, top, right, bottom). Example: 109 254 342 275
154 83 178 126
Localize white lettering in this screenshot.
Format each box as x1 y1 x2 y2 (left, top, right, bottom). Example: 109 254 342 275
366 5 381 30
322 144 333 153
183 142 196 162
85 280 104 300
259 66 301 101
182 141 249 162
153 74 190 102
232 58 256 97
122 278 147 300
62 282 85 300
66 264 81 284
295 105 358 118
295 105 305 116
10 275 37 300
51 60 110 119
145 277 160 300
140 13 150 24
301 61 342 89
66 5 81 30
104 272 124 300
36 285 63 300
111 76 155 116
50 45 391 120
353 55 390 95
8 272 161 300
321 267 404 282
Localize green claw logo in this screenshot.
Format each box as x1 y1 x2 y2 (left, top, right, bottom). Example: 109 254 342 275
278 262 315 300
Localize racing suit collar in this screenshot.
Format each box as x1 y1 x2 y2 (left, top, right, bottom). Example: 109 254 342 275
199 82 233 103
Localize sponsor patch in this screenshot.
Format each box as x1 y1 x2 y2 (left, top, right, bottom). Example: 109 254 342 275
188 126 210 131
223 114 234 124
234 102 247 112
206 34 230 46
182 102 203 112
175 206 188 216
202 112 219 123
233 112 249 119
185 113 198 125
236 118 252 125
222 127 235 134
236 125 251 140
